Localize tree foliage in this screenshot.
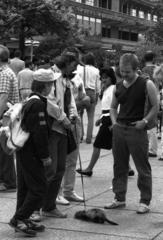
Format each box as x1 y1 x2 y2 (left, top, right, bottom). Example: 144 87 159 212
0 0 88 54
145 0 163 44
135 41 163 67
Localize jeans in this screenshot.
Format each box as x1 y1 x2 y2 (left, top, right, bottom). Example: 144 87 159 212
42 131 67 212
85 89 96 142
148 127 158 155
0 144 16 189
14 149 47 221
62 145 79 196
112 124 152 205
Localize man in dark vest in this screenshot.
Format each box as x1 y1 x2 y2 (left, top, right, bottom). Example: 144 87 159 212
104 53 158 214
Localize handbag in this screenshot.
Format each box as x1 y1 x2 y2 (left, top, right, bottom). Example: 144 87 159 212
66 128 77 155
144 79 158 130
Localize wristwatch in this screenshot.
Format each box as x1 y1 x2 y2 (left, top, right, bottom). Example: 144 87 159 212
142 118 148 124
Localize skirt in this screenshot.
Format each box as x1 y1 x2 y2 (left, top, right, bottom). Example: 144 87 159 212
93 116 112 150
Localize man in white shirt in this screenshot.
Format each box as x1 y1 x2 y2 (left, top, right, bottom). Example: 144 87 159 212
77 53 101 143
18 61 34 100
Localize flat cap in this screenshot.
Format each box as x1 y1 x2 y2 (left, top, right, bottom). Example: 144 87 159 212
33 69 61 82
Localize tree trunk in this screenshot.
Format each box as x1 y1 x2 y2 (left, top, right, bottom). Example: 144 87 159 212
19 34 25 59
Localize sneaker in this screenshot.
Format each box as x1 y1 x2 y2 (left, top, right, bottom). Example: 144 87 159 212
30 211 42 222
104 200 126 209
9 218 37 237
148 152 157 157
137 203 149 214
56 195 70 205
42 208 67 218
64 193 84 202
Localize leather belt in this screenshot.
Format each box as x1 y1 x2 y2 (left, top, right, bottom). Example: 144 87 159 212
117 121 136 127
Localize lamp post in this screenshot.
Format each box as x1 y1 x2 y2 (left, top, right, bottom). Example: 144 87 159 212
25 39 40 61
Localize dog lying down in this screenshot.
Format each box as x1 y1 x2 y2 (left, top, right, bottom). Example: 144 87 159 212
74 208 118 225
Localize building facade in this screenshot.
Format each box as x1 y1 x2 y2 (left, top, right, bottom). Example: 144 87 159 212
68 0 157 52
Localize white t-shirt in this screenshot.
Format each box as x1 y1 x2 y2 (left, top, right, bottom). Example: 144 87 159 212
100 85 114 118
77 65 101 93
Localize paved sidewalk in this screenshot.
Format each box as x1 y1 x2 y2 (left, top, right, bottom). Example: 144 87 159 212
1 101 163 239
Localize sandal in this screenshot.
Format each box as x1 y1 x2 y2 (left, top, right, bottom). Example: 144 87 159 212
104 200 126 209
137 203 149 214
9 218 37 237
0 185 16 192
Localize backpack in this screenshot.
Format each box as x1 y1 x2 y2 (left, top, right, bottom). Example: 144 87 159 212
0 95 40 155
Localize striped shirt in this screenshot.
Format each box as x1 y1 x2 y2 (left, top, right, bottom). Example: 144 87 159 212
0 65 19 104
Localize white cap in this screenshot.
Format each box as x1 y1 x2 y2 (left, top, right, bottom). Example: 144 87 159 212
33 69 61 82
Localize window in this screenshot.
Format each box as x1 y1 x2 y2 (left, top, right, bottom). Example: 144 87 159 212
153 15 157 22
77 15 83 25
99 0 111 9
139 11 144 19
130 33 138 41
90 17 96 35
102 27 110 38
147 13 151 20
83 16 89 27
132 9 137 17
96 19 101 36
86 0 94 6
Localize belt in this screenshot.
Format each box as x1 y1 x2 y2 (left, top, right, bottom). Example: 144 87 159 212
117 121 136 127
102 110 110 114
85 88 95 91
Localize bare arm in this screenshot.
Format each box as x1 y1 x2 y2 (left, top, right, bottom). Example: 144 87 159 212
0 93 8 119
135 80 159 129
110 86 119 125
145 80 159 122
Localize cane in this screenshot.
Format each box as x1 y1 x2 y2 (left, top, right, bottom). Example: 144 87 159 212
74 121 87 210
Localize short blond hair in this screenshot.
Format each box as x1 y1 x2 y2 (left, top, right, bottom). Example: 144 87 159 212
153 64 163 82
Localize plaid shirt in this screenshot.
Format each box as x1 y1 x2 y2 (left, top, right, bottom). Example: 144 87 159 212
0 65 19 104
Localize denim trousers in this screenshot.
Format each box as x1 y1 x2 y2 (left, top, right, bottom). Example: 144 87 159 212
62 121 81 196
85 89 96 142
112 124 152 205
15 148 47 221
0 144 16 188
148 127 158 155
42 131 68 212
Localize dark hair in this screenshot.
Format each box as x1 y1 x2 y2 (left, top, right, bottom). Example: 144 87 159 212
120 53 139 71
0 45 9 62
85 52 96 66
54 55 77 70
100 67 116 85
144 51 155 62
44 55 50 64
110 60 115 67
14 50 21 58
25 61 33 68
31 80 49 94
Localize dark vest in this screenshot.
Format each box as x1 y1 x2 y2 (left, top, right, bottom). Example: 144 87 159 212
115 76 146 123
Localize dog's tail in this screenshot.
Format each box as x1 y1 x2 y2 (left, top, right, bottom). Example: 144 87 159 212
105 218 118 225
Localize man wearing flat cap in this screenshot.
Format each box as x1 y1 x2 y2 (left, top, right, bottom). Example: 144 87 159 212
31 47 85 221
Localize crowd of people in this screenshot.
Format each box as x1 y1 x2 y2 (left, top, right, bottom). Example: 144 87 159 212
0 44 162 236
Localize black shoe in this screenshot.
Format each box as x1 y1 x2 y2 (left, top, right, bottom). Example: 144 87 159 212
158 157 163 161
128 170 135 176
76 169 93 177
26 219 45 232
148 152 157 157
9 218 37 237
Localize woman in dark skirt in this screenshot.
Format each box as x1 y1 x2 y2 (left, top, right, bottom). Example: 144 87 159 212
76 67 116 176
